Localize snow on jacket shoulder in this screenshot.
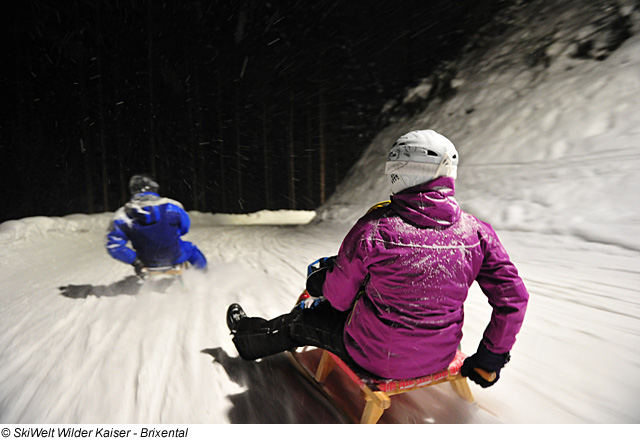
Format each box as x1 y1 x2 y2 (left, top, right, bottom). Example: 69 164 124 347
323 177 529 380
105 192 191 267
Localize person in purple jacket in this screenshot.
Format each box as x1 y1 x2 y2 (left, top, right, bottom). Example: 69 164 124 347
226 130 529 387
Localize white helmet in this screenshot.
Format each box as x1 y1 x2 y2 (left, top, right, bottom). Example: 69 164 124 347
385 129 458 194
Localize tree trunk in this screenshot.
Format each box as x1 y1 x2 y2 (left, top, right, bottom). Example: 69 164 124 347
288 91 296 209
306 106 314 207
147 0 157 176
79 96 94 213
185 44 208 211
216 74 227 212
96 6 109 212
262 93 271 209
234 83 243 211
114 92 127 205
111 48 127 206
76 40 94 214
194 82 207 211
11 18 34 215
186 84 199 210
318 88 327 205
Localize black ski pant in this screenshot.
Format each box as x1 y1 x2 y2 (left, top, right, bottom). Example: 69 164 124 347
231 300 355 364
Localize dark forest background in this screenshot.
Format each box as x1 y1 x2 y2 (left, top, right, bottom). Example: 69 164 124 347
1 0 511 223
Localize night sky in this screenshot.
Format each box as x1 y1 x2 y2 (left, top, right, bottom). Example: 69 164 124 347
1 0 508 223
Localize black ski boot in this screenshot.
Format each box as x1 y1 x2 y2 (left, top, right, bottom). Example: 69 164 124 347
226 303 247 334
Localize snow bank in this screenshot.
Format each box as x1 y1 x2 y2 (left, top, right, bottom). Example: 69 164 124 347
0 214 114 245
189 210 316 226
0 210 316 245
319 0 640 252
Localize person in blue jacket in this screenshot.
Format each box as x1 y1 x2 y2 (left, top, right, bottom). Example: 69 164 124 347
106 174 207 277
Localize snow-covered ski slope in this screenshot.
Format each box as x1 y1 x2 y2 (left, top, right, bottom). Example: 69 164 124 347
1 0 639 424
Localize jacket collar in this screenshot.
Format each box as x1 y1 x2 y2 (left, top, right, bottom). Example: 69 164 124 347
390 177 461 228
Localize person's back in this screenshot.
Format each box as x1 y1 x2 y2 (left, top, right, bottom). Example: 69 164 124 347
325 177 527 379
116 192 188 267
226 129 528 390
106 174 207 274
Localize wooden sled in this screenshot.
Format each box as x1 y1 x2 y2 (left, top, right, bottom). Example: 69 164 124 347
143 263 188 277
289 347 478 424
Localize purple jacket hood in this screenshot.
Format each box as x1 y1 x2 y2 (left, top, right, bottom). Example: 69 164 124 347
390 177 461 228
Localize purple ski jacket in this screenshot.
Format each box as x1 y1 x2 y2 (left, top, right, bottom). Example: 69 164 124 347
323 177 529 379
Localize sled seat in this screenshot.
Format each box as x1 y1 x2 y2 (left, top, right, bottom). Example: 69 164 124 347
144 263 187 277
313 349 475 424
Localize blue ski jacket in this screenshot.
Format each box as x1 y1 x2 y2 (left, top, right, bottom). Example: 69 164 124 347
106 192 193 267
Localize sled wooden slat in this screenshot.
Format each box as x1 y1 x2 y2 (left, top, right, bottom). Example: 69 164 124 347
144 263 187 276
296 348 475 424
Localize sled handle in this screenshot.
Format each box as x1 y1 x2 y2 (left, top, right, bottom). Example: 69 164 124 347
474 368 497 382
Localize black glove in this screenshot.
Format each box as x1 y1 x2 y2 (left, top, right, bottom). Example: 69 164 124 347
305 256 337 297
460 342 510 388
132 259 147 278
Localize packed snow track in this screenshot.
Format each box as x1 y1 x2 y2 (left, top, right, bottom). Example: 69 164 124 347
0 215 638 423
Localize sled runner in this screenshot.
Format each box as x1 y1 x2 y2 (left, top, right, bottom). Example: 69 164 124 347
141 263 188 278
289 291 489 424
